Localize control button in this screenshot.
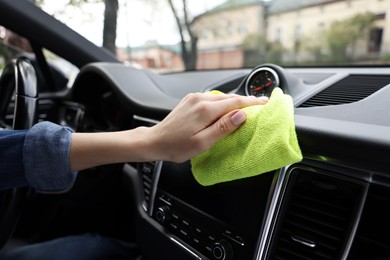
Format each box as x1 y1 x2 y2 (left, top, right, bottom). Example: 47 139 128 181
158 195 171 206
155 206 171 225
179 229 188 236
172 213 179 220
235 235 244 244
223 231 245 246
182 219 190 227
194 227 203 234
212 240 233 260
169 223 178 230
159 193 171 202
212 246 224 259
224 230 232 236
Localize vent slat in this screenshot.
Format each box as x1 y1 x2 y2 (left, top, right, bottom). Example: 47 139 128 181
283 219 343 243
293 191 351 211
288 202 347 224
299 75 390 107
279 229 338 252
286 210 346 233
278 235 335 259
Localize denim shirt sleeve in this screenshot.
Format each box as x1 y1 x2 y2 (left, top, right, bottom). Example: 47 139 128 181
23 121 78 193
0 129 29 190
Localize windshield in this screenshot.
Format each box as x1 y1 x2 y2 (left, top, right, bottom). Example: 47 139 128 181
39 0 388 73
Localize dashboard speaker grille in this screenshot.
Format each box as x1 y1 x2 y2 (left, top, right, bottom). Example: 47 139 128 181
299 75 390 107
268 167 365 260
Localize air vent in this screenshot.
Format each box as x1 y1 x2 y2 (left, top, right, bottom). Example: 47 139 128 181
38 99 56 122
4 99 55 126
139 162 156 211
299 75 390 107
268 168 366 260
348 184 390 259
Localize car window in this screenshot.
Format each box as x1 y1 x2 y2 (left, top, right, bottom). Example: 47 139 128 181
0 26 78 89
0 26 27 73
38 0 389 73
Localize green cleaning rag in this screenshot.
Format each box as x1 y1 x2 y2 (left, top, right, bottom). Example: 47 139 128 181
191 87 302 186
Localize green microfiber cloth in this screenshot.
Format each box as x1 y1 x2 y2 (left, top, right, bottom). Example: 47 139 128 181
191 87 302 186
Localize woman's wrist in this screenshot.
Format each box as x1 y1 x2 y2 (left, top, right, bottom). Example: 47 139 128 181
70 126 156 171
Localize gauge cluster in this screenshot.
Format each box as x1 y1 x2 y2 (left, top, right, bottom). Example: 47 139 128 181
245 67 280 97
237 64 296 99
239 63 307 103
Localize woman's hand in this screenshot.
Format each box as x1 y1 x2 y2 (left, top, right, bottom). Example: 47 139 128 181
148 92 268 163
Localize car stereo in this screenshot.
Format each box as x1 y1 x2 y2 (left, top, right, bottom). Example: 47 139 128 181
143 160 276 260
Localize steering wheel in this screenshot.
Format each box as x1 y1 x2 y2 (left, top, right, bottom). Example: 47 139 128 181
0 57 39 248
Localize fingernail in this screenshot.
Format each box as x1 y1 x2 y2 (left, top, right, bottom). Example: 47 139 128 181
231 110 246 126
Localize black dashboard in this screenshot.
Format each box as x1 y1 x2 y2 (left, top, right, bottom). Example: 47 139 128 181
2 1 389 258
69 62 390 260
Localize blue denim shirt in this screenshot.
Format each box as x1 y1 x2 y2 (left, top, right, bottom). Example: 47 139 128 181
0 121 77 193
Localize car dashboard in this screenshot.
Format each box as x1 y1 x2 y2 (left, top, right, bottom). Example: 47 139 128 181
67 62 390 260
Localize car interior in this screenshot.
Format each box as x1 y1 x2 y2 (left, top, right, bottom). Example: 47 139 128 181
1 1 390 260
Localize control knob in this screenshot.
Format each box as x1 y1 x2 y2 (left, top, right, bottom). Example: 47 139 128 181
212 239 233 260
155 206 171 224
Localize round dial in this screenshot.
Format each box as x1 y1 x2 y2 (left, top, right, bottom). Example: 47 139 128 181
245 67 280 97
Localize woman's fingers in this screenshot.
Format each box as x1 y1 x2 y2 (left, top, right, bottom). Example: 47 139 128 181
203 94 268 122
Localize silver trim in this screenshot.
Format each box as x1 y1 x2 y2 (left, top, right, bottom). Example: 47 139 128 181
255 166 292 260
340 180 369 260
170 237 203 260
290 235 316 248
133 114 161 125
148 160 163 216
222 233 245 246
159 196 172 206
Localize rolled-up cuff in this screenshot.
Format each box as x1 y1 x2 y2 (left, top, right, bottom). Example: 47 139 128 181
24 121 77 193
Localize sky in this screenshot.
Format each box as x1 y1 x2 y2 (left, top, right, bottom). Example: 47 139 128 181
41 0 224 47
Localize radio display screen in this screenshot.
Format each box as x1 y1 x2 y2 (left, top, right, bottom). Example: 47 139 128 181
158 161 275 237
